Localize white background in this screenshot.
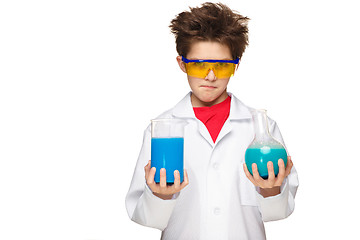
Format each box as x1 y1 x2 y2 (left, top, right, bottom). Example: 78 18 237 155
0 0 359 239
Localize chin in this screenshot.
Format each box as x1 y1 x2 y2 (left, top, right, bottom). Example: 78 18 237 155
199 94 220 103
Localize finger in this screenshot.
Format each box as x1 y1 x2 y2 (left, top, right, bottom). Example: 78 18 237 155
243 163 257 186
144 160 150 169
285 156 293 177
147 167 157 190
252 163 264 187
180 169 189 189
174 170 181 192
160 168 167 189
267 161 276 187
275 159 286 186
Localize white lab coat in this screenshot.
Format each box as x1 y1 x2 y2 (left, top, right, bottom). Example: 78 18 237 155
125 92 298 240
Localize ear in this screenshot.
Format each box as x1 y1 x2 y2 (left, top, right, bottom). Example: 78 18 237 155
176 56 187 73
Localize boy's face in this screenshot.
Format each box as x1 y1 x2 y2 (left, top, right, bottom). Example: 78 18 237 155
177 41 236 107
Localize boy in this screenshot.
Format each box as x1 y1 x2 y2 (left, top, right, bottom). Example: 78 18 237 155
126 2 298 239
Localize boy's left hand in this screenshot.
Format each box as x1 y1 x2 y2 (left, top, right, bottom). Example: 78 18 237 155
243 156 293 197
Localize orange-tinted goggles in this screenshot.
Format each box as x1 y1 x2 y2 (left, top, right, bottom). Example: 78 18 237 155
182 56 239 79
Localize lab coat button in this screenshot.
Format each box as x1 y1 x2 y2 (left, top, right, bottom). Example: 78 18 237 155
213 163 219 170
213 207 221 215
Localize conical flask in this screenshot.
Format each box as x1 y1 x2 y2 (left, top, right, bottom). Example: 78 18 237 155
245 109 288 179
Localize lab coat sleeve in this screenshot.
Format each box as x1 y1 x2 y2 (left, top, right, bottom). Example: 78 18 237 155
125 126 178 231
255 120 299 222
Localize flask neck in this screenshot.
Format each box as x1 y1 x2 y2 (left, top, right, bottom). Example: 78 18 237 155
252 110 272 141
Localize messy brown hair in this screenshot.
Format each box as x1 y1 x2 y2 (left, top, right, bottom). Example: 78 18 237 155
169 2 250 60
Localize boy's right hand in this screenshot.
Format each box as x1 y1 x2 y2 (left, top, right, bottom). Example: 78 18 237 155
144 160 189 200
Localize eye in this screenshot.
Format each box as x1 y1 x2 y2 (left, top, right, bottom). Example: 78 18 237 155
216 62 228 68
194 62 205 66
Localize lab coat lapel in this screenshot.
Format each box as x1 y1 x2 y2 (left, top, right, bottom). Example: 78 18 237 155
197 120 215 147
172 92 215 147
215 119 232 145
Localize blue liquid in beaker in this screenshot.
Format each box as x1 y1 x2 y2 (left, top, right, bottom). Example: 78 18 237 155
151 137 184 183
245 146 287 179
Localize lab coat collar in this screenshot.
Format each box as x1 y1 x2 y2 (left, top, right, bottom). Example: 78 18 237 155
228 92 253 120
171 92 196 119
172 92 252 120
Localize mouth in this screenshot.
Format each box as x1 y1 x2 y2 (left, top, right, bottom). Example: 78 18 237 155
200 85 217 89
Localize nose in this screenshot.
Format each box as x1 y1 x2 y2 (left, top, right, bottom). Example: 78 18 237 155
205 69 216 81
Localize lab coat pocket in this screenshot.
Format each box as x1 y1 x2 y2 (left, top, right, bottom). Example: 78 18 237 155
238 163 259 207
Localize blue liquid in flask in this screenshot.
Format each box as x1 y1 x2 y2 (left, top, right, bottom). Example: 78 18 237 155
245 146 287 179
151 137 184 183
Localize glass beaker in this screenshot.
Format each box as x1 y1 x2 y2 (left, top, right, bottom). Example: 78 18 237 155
151 118 187 184
245 109 288 179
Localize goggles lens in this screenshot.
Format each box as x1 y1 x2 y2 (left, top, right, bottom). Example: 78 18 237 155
182 56 239 79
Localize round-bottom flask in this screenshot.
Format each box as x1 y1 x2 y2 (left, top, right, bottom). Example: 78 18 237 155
245 109 287 179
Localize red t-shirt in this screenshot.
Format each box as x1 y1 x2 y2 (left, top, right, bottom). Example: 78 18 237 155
193 96 231 143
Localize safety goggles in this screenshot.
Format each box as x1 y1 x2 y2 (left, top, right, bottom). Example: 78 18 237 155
182 56 239 79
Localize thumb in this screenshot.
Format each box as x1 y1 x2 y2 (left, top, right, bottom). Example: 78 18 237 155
144 160 151 179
